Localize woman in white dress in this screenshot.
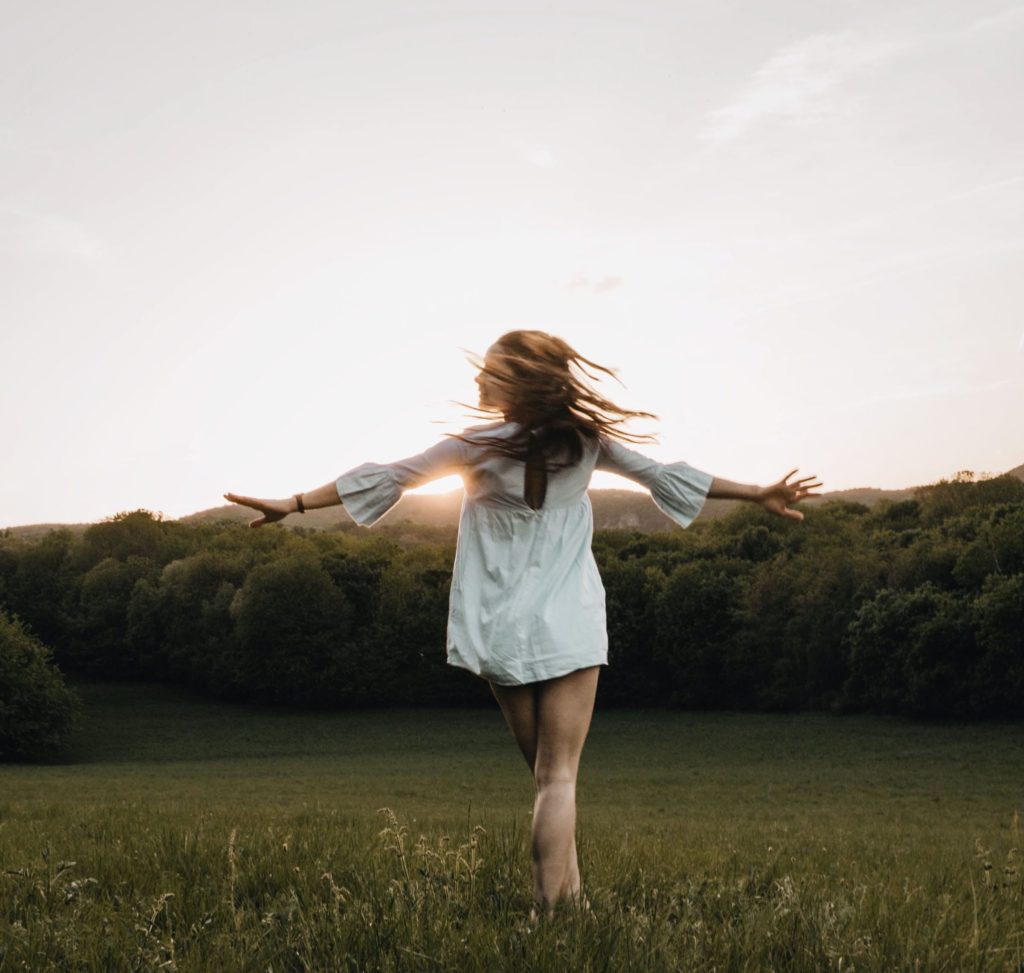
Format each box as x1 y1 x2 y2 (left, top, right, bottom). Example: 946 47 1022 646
224 330 822 922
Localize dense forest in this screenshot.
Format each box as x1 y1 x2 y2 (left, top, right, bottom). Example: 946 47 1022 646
2 470 1022 749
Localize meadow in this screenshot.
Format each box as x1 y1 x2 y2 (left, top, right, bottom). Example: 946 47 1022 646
1 677 1022 972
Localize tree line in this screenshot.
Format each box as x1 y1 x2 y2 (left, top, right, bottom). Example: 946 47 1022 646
2 470 1022 758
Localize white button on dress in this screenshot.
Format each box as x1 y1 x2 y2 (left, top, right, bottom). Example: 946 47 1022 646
335 420 714 686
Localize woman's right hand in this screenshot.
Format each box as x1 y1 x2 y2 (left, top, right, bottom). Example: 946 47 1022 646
223 492 293 528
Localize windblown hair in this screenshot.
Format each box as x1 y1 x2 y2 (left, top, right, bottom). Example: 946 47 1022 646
446 330 660 509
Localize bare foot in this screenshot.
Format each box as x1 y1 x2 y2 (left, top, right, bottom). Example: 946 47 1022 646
529 903 555 925
530 894 590 925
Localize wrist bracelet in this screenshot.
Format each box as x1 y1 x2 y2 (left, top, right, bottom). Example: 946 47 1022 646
293 493 306 514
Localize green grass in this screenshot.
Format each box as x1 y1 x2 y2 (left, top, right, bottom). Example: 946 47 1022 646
2 676 1022 971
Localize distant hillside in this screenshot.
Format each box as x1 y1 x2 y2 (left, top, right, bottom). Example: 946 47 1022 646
2 522 94 541
5 463 1022 540
178 484 915 534
179 488 733 534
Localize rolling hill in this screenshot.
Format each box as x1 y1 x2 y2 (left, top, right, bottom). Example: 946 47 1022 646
5 461 1021 540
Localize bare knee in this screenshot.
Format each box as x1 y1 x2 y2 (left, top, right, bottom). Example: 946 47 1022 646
534 767 577 790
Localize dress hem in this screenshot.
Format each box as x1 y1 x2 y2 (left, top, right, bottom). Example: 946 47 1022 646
446 655 608 687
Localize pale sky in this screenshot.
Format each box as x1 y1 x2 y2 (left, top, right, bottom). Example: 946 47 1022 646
3 1 1023 527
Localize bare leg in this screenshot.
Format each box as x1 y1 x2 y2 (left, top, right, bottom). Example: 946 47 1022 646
491 668 598 919
531 666 599 918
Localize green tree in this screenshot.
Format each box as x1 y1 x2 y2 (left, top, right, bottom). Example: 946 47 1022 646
69 555 160 675
915 471 1024 527
842 582 976 716
234 554 354 705
71 509 187 573
730 555 801 710
652 558 746 708
0 608 83 762
372 546 459 705
154 551 248 687
597 558 666 707
8 529 78 655
969 572 1024 716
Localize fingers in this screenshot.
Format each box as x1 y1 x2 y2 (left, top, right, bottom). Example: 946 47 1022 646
789 476 823 490
781 473 823 486
223 493 267 526
223 492 281 528
225 492 274 515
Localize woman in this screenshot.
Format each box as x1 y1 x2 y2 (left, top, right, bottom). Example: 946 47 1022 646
224 329 822 922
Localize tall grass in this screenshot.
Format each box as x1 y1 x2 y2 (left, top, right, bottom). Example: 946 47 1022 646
1 678 1022 971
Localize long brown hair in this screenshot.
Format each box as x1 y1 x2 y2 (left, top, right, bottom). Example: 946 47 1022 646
446 330 659 509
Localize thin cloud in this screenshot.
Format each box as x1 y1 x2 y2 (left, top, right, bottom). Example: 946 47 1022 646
735 237 1024 320
520 142 557 167
701 10 1024 145
929 174 1024 206
724 173 1024 318
745 173 1024 253
849 377 1014 407
1 208 107 262
0 127 58 161
968 5 1024 33
698 30 910 144
568 275 624 294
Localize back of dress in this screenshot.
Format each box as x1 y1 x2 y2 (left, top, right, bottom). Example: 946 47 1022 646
334 420 714 686
459 421 598 513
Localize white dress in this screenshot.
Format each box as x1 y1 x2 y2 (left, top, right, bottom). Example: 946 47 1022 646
335 420 714 686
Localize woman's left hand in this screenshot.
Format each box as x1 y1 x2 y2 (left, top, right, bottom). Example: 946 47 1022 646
757 469 823 521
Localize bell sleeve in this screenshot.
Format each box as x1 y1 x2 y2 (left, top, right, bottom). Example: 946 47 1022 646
595 435 714 529
335 435 469 527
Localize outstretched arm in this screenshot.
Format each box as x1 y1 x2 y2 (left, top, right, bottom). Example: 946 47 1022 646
595 436 822 524
707 477 765 502
224 433 470 529
710 468 823 522
223 481 339 528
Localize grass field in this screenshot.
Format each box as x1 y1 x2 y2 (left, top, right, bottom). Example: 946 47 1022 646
2 676 1022 972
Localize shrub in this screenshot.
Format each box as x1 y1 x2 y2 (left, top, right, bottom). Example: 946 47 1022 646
0 608 83 761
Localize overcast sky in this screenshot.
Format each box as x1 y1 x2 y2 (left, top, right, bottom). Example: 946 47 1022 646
3 0 1022 527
